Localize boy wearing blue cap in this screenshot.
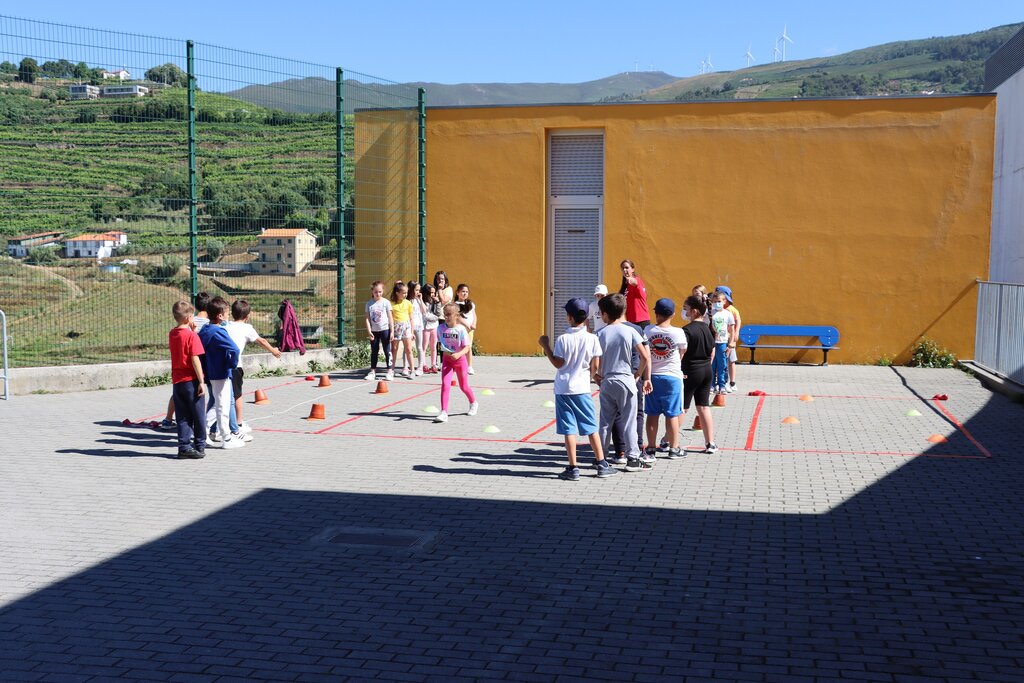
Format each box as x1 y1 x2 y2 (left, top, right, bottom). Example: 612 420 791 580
539 297 618 481
644 298 688 460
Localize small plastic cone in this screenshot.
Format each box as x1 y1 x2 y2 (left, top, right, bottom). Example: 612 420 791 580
542 400 555 408
748 390 766 396
906 409 922 417
481 389 495 396
927 433 948 443
691 415 703 431
932 394 949 401
375 380 389 394
253 389 270 405
451 379 457 386
712 393 726 407
317 374 332 388
305 375 316 381
483 425 501 434
306 403 325 420
782 416 800 425
799 395 815 402
423 405 439 414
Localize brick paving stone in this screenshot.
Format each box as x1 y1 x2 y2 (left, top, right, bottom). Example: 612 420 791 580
1 359 1022 681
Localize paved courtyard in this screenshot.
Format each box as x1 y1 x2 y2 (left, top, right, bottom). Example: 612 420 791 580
1 358 1022 682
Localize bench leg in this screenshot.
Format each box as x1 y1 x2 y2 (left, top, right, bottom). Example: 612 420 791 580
748 348 757 365
822 348 829 367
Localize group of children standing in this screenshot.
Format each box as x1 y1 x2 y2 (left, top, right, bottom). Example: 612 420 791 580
365 270 479 423
167 293 281 459
543 260 742 481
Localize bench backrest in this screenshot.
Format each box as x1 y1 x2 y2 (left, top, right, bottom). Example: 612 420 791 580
740 324 840 347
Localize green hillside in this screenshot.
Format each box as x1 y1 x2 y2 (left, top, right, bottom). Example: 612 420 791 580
646 23 1022 102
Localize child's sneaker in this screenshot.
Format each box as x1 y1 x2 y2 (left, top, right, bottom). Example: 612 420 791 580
159 418 176 431
595 460 619 478
667 446 684 459
176 447 204 459
608 453 627 465
467 402 479 416
725 384 735 394
232 431 253 443
237 422 252 435
729 382 737 393
365 370 376 381
625 457 651 472
221 435 245 449
558 466 581 481
704 442 719 454
434 410 448 423
640 449 657 467
415 367 424 376
467 366 475 375
657 440 669 452
385 369 395 381
401 368 413 379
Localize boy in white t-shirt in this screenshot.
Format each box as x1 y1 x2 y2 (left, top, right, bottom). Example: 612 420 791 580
587 284 608 333
539 298 618 481
227 299 281 433
644 298 688 460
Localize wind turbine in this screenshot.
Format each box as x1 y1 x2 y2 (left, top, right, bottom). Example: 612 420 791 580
780 24 794 61
706 54 714 72
773 38 782 63
745 44 755 68
699 58 706 75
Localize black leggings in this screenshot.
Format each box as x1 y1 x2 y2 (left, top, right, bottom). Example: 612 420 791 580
683 362 712 409
370 329 392 369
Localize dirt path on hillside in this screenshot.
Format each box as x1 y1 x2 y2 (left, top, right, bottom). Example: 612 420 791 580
23 264 84 298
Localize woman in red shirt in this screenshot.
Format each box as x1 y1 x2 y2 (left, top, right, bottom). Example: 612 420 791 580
618 259 650 328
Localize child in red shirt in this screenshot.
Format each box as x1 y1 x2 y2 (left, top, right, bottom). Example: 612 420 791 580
169 300 207 459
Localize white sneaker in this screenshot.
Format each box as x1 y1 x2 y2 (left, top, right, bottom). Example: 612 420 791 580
365 370 375 381
415 367 424 376
206 436 218 447
237 422 252 435
434 411 448 423
467 366 475 375
729 382 737 393
402 368 413 378
385 369 395 381
221 436 245 449
467 402 479 416
232 431 253 443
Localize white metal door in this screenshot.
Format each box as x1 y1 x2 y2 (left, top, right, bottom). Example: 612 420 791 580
547 133 604 338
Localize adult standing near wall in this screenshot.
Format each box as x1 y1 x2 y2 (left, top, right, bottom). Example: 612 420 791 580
618 259 650 329
434 270 454 306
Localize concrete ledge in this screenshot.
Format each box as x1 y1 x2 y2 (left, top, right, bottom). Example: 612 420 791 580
7 347 347 395
959 360 1024 403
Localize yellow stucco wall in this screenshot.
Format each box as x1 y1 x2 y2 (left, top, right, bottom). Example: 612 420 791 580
357 97 994 363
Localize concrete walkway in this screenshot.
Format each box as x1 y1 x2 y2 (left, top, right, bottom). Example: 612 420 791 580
0 358 1021 681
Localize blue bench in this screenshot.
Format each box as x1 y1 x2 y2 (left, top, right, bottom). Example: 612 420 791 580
739 325 840 366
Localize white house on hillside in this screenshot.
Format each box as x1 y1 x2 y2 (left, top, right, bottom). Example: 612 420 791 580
63 231 128 259
256 228 319 275
69 84 100 100
101 69 130 80
6 231 63 258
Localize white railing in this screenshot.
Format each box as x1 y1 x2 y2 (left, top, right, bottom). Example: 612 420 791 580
975 281 1024 386
0 309 8 400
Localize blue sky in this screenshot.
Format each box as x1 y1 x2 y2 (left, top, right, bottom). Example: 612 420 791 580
6 1 1022 83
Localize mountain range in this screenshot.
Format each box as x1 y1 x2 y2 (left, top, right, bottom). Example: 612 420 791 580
226 23 1023 113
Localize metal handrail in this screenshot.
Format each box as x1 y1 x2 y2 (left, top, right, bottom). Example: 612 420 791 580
0 309 8 400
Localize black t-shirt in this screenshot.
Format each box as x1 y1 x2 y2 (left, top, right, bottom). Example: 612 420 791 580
682 320 715 371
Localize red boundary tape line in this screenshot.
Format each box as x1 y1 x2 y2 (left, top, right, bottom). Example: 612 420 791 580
313 387 438 434
931 399 993 458
744 395 766 450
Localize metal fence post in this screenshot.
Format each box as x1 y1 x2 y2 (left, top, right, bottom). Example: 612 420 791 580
335 67 346 346
417 87 426 285
187 39 198 300
0 309 9 400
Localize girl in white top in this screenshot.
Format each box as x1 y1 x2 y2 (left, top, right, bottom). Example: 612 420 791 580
455 283 477 375
421 284 441 373
434 270 454 306
408 280 427 376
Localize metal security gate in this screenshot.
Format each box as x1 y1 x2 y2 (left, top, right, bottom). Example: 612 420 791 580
547 133 604 338
975 280 1024 385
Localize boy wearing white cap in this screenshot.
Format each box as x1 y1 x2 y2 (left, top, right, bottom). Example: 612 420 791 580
588 284 608 333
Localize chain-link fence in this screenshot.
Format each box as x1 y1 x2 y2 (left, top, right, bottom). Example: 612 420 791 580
0 15 422 367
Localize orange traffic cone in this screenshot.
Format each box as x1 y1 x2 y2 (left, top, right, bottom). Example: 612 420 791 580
254 389 270 405
691 415 703 431
799 395 815 402
305 375 316 381
375 380 389 394
712 393 726 407
317 374 331 388
926 433 948 443
782 416 800 425
306 403 325 420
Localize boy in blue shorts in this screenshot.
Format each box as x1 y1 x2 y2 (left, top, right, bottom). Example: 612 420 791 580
539 298 618 481
644 298 688 460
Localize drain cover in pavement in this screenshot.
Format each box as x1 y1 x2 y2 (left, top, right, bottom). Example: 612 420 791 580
309 526 437 553
329 531 420 547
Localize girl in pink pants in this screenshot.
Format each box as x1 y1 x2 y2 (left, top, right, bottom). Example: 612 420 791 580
435 303 478 423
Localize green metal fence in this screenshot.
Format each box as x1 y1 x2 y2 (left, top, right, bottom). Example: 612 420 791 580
0 15 422 367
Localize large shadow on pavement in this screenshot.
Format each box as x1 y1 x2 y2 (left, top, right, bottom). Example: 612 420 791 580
2 387 1023 681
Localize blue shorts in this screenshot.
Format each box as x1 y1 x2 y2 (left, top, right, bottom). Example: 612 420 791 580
555 393 598 436
645 375 683 417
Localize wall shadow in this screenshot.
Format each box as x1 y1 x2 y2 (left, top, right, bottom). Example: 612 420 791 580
2 388 1023 680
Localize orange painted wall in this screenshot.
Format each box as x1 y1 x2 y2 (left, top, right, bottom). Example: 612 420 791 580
361 96 994 363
